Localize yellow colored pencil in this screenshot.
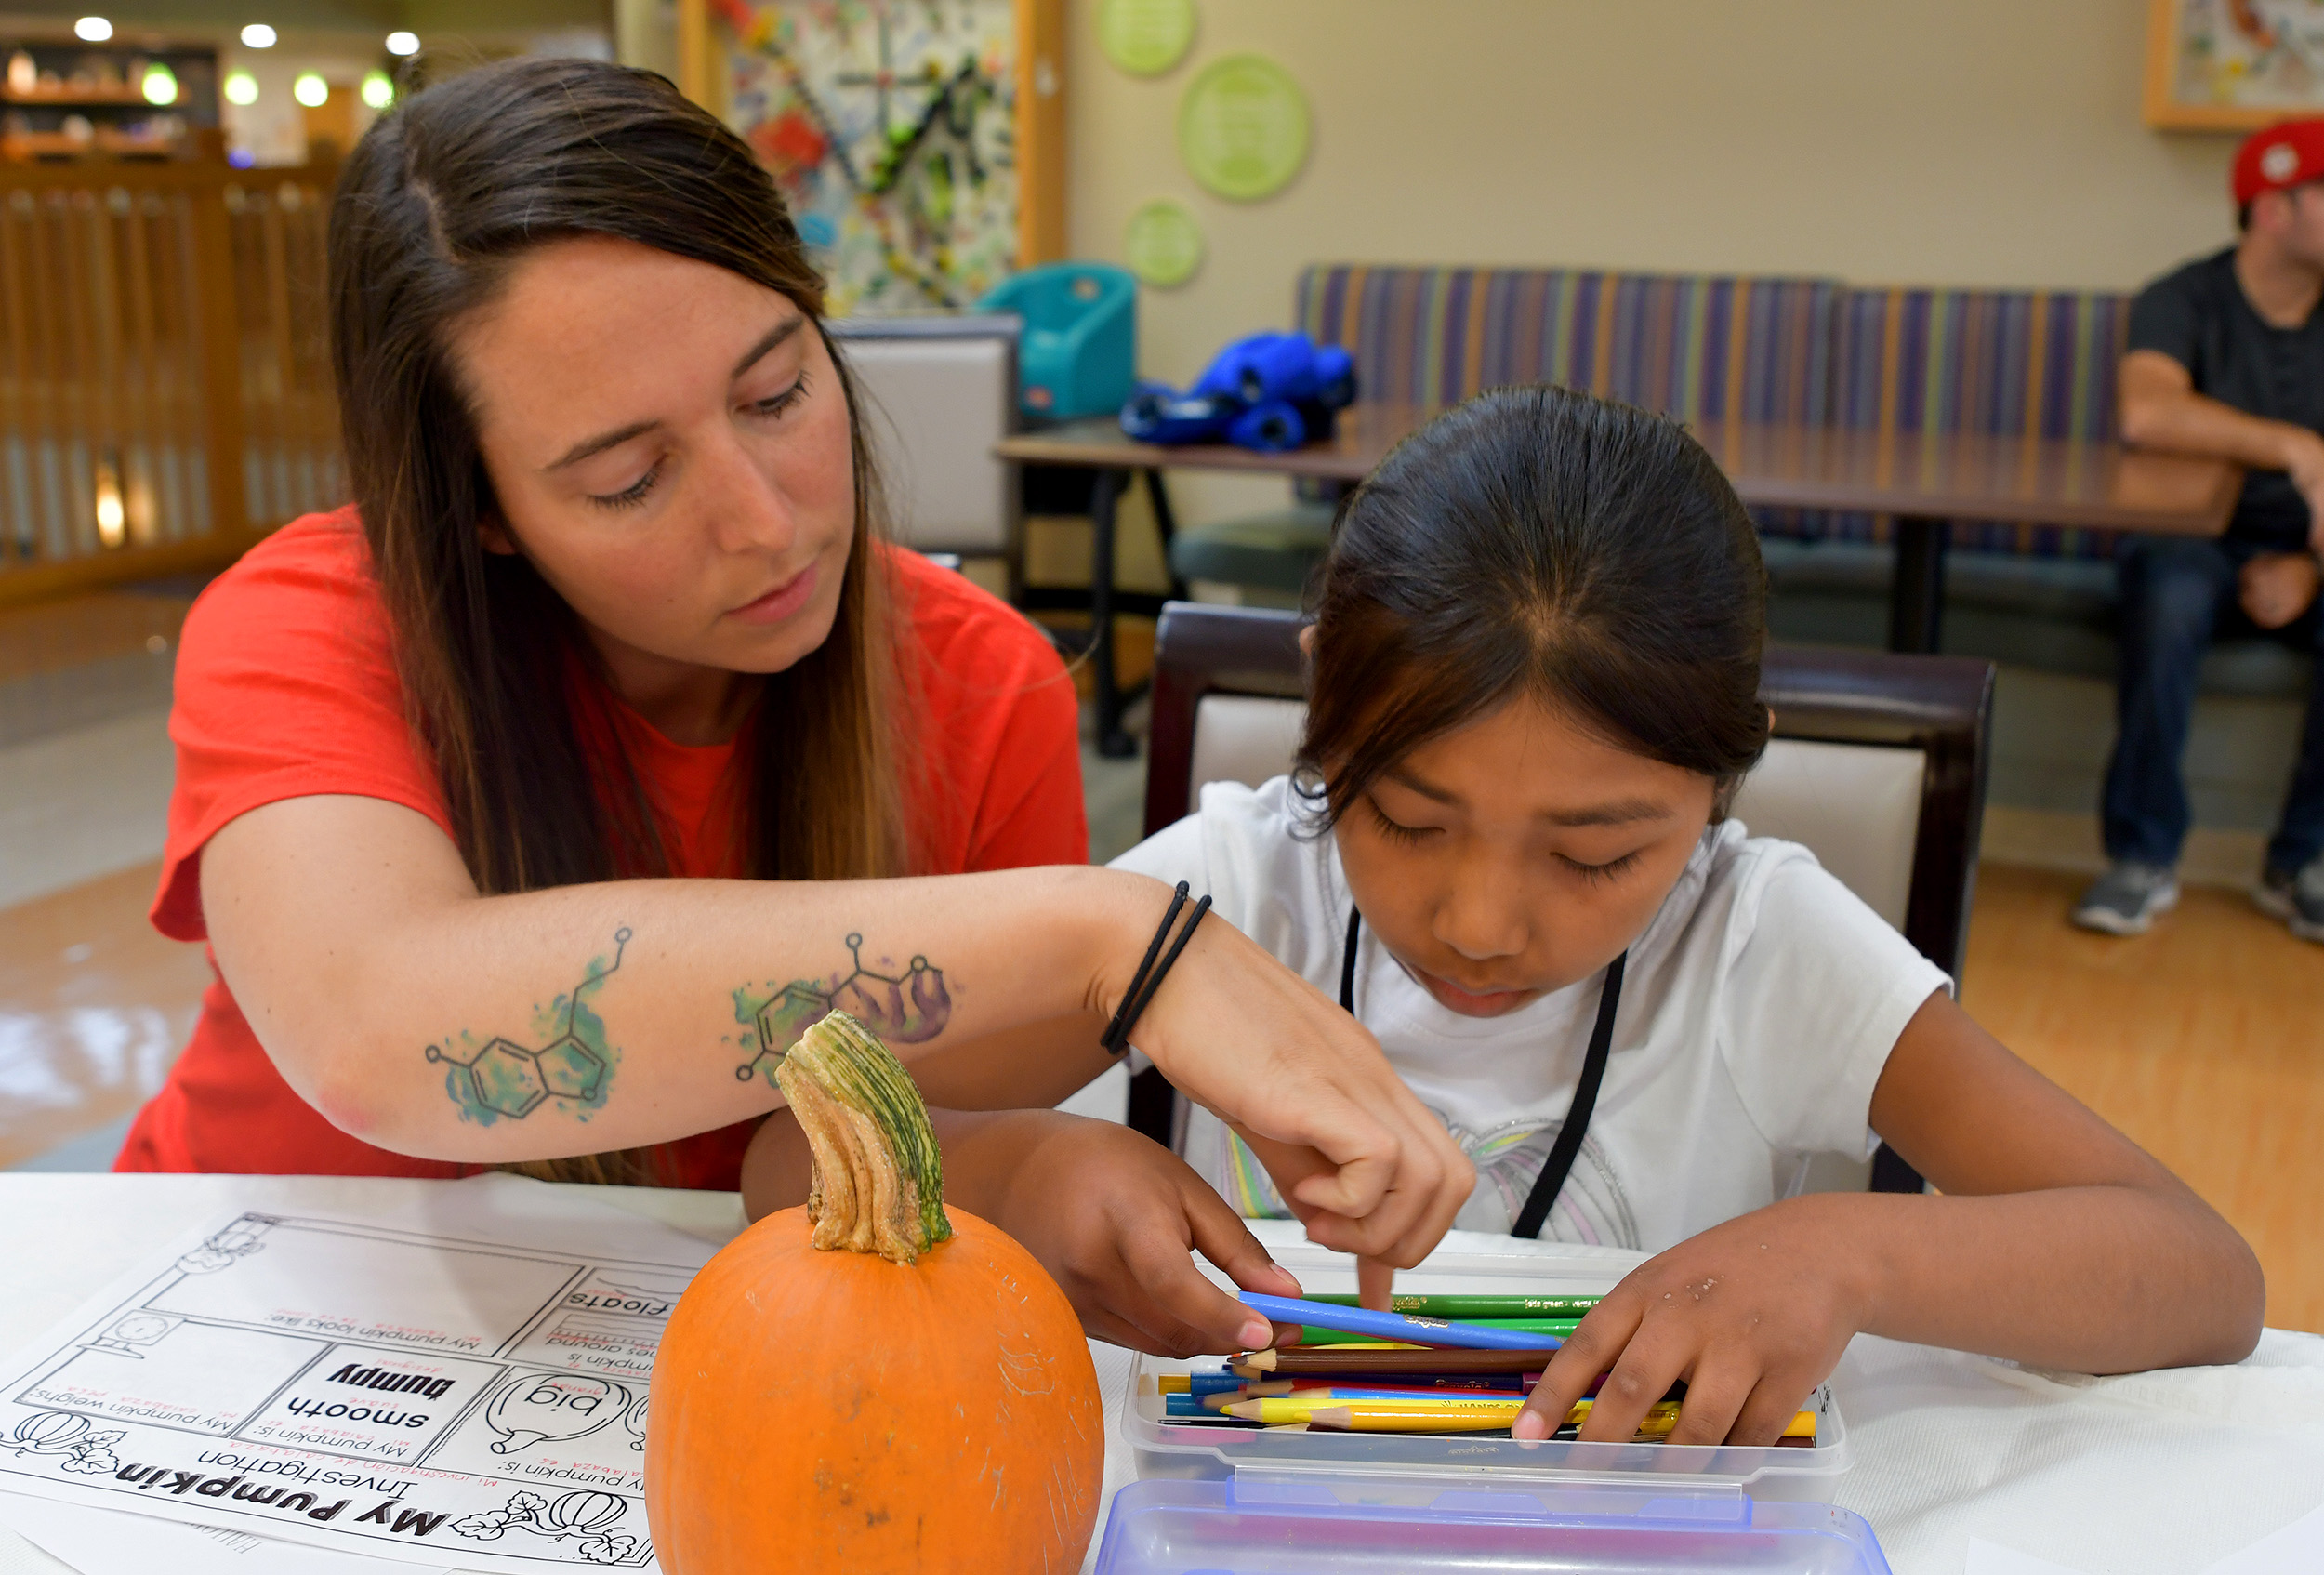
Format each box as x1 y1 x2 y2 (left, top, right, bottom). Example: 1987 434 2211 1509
1218 1394 1543 1422
1295 1406 1815 1437
1287 1405 1528 1433
1224 1396 1816 1439
1224 1395 1680 1423
1633 1409 1817 1441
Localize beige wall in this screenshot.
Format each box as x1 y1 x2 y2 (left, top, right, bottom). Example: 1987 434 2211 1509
1065 0 2251 525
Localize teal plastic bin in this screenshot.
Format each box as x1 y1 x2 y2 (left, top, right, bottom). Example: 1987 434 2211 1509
979 262 1137 421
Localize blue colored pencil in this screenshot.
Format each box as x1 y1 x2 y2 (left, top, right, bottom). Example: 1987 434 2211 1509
1238 1291 1565 1352
1203 1383 1526 1410
1185 1371 1253 1396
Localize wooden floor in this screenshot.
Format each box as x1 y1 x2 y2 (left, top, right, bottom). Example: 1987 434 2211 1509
0 852 2317 1330
0 589 191 684
1963 864 2324 1334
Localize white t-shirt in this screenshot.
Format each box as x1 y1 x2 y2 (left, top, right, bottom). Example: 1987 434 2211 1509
1109 776 1950 1254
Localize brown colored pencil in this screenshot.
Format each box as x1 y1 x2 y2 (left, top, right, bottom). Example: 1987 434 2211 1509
1234 1346 1562 1376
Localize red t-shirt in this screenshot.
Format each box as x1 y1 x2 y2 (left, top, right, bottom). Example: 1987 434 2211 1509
119 510 1086 1186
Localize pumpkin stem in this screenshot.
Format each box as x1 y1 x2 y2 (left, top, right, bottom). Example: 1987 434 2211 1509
772 1009 953 1264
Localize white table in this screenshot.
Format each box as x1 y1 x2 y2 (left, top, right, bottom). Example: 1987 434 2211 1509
0 1175 2317 1575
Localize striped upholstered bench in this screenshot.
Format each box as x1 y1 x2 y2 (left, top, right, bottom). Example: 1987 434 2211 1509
1166 265 1842 602
1763 286 2305 698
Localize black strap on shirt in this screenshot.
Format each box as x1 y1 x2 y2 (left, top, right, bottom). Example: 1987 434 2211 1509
1340 909 1626 1241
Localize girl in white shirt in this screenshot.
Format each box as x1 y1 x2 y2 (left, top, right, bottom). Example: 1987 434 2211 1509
1111 384 2262 1446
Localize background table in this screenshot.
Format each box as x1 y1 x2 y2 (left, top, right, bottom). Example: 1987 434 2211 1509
998 410 2239 754
2 1175 2318 1575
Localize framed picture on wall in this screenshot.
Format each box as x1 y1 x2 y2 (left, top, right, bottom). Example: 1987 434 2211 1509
676 0 1064 315
2146 0 2324 130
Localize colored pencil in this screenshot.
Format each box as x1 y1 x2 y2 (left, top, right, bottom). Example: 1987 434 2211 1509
1204 1370 1680 1404
1160 1372 1279 1396
1239 1292 1565 1352
1236 1346 1562 1376
1289 1319 1580 1346
1226 1396 1682 1424
1289 1405 1817 1439
1261 1405 1526 1434
1274 1375 1528 1395
1208 1394 1552 1422
1165 1369 1527 1399
1629 1410 1817 1441
1310 1293 1604 1318
1229 1396 1525 1422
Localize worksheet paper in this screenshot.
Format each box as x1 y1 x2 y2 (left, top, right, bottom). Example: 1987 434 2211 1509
0 1490 452 1575
0 1177 719 1572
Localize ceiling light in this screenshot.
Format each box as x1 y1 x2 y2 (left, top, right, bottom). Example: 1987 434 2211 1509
385 31 418 57
239 22 275 47
223 70 257 106
360 69 392 109
94 460 125 549
292 72 327 108
73 16 112 41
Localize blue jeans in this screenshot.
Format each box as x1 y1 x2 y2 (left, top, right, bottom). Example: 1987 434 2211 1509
2102 536 2324 874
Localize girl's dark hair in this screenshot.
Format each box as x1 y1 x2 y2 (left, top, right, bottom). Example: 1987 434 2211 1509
328 59 905 1183
1298 384 1771 825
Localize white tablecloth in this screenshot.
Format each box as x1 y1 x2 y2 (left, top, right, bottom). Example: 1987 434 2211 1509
0 1175 2317 1575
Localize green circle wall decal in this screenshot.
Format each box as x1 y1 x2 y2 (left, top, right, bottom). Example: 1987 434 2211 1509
1098 0 1195 77
1178 53 1310 202
1123 198 1205 287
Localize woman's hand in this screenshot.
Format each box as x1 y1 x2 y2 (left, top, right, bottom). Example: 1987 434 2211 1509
743 1104 1303 1355
1513 1196 1869 1445
1096 877 1474 1275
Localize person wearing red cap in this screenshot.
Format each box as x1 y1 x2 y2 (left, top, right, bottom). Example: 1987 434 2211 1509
2075 117 2324 941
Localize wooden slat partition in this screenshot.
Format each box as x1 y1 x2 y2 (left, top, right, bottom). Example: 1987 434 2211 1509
0 158 340 606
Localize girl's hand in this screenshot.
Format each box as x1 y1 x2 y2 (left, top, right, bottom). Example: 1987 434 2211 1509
743 1104 1304 1356
1100 877 1474 1274
984 1111 1307 1356
1512 1195 1874 1446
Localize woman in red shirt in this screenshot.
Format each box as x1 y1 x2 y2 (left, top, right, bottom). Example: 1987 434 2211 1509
120 57 1466 1356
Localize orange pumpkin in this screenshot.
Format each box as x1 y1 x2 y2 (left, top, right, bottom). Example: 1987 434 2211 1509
646 1010 1103 1573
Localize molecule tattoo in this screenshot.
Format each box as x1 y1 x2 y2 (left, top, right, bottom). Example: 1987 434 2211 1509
429 928 631 1122
733 933 952 1085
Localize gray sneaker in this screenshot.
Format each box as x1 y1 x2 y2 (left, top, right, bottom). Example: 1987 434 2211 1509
2071 861 2181 935
2254 859 2324 942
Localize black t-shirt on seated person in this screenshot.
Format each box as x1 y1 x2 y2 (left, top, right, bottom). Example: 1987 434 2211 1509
2128 245 2324 551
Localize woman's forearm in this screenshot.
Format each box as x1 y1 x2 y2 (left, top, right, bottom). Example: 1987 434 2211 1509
206 794 1474 1266
206 796 1161 1162
1840 1184 2264 1372
354 878 1139 1159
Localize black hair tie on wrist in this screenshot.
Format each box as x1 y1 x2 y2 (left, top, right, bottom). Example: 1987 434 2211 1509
1100 880 1212 1057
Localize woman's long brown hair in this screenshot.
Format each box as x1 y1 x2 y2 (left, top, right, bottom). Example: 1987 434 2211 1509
326 59 908 1184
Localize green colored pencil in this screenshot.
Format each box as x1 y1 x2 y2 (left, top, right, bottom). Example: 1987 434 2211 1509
1291 1318 1581 1346
1309 1293 1604 1318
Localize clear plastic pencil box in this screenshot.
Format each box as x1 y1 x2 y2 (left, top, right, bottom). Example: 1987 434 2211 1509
1119 1237 1857 1511
1101 1239 1879 1574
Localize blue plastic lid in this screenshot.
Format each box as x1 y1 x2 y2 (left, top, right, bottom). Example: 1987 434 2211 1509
1091 1476 1893 1574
